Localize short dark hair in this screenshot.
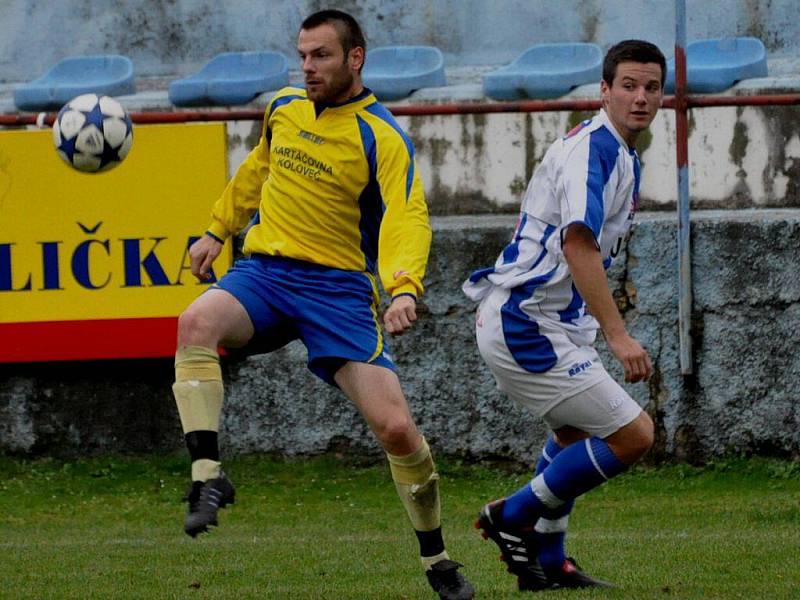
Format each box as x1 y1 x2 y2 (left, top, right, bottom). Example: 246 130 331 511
301 9 367 56
603 40 666 87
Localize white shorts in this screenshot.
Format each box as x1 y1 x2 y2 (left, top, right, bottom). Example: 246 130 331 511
543 377 642 438
476 288 641 436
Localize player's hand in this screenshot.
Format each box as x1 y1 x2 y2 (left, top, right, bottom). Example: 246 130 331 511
189 234 223 282
384 295 417 334
605 332 652 383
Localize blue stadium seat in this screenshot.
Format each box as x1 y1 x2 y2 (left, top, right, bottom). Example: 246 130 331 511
483 43 602 100
168 51 289 106
665 37 768 93
363 46 446 101
13 55 135 111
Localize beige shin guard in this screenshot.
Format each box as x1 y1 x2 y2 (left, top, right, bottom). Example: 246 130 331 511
173 346 223 481
387 437 442 533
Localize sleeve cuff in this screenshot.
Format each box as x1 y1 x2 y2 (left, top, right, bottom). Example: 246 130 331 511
560 220 600 249
391 292 417 302
390 282 420 298
206 221 230 242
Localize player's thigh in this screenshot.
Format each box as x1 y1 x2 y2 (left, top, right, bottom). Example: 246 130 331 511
294 269 394 384
178 288 254 348
543 375 642 439
335 362 418 440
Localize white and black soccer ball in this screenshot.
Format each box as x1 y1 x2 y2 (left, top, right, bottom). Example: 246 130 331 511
52 94 133 173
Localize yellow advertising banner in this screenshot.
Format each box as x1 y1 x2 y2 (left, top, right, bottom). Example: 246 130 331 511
0 123 231 361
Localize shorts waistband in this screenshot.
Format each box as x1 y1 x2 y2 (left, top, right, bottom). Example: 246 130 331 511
247 253 347 274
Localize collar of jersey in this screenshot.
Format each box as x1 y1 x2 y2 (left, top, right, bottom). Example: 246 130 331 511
312 87 375 116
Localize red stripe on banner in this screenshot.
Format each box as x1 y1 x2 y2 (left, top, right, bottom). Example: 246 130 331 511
0 317 179 363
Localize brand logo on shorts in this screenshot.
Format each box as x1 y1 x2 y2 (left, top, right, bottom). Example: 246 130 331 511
568 360 593 377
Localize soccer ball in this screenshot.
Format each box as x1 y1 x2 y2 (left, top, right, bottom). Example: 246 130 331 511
52 94 134 173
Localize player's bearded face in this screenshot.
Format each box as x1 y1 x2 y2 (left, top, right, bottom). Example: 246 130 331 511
601 61 663 145
299 24 362 104
315 57 355 103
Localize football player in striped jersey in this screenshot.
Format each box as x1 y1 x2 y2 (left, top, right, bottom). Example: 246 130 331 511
466 39 666 591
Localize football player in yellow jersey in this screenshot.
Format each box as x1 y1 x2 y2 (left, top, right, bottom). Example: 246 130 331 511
171 9 474 600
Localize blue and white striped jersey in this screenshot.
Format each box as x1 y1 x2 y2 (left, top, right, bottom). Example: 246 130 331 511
463 109 641 346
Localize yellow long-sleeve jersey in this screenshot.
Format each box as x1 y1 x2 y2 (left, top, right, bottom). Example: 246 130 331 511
206 87 431 299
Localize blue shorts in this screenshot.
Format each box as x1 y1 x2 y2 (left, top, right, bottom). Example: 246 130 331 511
213 254 395 386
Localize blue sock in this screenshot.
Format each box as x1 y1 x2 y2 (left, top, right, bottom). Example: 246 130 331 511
502 437 562 527
502 437 627 529
534 436 563 474
541 437 628 500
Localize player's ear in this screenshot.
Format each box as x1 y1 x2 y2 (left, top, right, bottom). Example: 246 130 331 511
600 79 610 105
349 46 365 72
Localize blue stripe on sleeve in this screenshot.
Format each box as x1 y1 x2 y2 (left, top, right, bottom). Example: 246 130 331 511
469 222 556 285
364 103 415 201
356 115 384 274
468 266 495 283
501 213 528 264
531 224 557 270
584 127 621 237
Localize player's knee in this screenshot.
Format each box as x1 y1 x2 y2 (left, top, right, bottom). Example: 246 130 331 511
177 306 218 347
607 411 654 464
627 412 655 459
374 414 417 452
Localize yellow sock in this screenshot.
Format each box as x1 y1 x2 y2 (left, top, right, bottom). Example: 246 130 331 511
173 345 223 481
387 437 442 533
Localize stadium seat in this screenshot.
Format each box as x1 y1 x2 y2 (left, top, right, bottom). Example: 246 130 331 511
363 46 446 101
13 55 135 111
483 43 603 100
665 37 768 93
168 51 289 106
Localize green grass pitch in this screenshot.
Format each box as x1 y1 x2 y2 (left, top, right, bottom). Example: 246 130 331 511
1 454 798 599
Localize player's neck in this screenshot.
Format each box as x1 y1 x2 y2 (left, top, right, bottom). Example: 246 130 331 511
602 108 637 148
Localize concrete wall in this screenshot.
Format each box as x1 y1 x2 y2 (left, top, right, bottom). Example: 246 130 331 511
0 0 798 82
3 212 799 462
403 105 800 211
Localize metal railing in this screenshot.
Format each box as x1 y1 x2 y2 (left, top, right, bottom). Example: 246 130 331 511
1 93 799 127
